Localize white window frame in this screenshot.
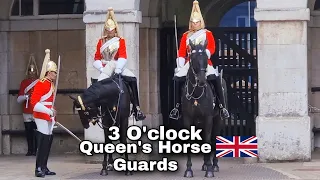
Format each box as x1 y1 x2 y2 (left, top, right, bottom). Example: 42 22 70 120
9 0 84 20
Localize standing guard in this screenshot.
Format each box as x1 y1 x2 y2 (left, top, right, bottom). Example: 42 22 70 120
169 0 230 120
30 49 57 178
17 54 39 156
92 7 146 121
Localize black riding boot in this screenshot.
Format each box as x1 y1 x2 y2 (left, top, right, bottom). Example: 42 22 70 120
42 135 56 175
32 122 38 156
128 80 146 121
24 122 34 156
169 80 182 120
35 131 49 178
211 78 230 119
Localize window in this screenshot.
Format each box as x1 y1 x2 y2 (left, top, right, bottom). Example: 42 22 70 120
315 0 320 10
11 0 84 16
39 0 84 15
236 16 248 27
11 0 34 16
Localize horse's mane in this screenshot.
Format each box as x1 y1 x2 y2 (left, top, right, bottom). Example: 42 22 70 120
82 77 127 107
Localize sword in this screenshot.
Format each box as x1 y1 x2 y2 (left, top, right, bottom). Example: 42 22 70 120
174 15 179 58
51 56 83 142
55 122 82 142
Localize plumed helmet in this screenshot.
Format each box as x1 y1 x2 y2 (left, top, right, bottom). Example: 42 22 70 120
25 54 39 77
103 7 120 36
189 0 205 30
39 49 57 79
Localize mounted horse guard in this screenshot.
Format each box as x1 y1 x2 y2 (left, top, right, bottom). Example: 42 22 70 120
91 7 146 121
17 54 39 156
169 0 230 121
69 7 140 176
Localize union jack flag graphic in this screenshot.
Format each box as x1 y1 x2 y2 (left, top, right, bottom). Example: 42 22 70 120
216 136 258 158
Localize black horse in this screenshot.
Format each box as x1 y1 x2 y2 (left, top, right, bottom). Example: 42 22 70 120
179 40 222 178
69 75 133 176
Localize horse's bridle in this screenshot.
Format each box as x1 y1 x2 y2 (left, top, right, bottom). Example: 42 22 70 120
185 53 207 101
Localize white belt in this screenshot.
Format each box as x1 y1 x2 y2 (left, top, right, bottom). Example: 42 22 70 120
101 60 109 64
101 59 116 64
41 102 53 105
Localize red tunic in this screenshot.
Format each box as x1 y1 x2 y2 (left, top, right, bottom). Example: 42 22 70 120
18 78 37 114
94 37 127 66
30 78 55 121
178 29 216 66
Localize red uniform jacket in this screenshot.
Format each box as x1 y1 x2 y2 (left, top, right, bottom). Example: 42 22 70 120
94 37 127 66
30 78 55 121
18 78 38 114
178 29 216 66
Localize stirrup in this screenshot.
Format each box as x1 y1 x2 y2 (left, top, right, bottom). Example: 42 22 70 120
169 103 180 120
219 106 230 119
135 110 146 121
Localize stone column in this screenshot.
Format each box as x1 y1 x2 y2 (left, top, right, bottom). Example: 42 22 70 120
82 0 141 161
139 16 162 157
139 16 162 128
254 1 312 161
0 31 9 155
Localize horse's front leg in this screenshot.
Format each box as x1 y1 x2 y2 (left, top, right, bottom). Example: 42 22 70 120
100 127 110 176
107 153 114 171
203 116 214 178
203 115 220 173
120 117 132 176
212 129 219 172
183 116 193 178
212 113 222 172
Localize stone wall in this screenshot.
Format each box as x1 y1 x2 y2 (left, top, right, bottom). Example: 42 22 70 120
255 0 312 162
4 30 86 154
309 11 320 148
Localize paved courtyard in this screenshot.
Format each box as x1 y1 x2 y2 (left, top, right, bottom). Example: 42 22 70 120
1 152 320 180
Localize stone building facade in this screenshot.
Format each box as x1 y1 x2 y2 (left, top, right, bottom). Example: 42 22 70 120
0 0 319 162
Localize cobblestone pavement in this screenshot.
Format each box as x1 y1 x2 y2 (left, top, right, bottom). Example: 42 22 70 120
0 154 320 180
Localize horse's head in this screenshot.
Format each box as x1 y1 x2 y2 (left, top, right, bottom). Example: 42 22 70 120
69 95 98 129
189 39 209 86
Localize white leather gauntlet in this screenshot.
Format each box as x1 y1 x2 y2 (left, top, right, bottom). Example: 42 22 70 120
93 60 103 72
33 103 54 116
176 57 185 68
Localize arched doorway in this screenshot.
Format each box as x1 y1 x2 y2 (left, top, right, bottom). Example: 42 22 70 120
159 0 257 136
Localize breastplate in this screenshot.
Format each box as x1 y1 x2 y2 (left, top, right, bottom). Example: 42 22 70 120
102 39 120 61
192 33 206 45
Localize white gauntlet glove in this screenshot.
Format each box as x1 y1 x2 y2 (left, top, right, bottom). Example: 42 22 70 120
115 58 127 74
176 57 185 68
93 60 104 73
17 95 28 104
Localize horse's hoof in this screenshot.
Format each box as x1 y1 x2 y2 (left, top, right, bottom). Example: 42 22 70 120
213 166 219 172
184 170 193 178
125 171 133 176
107 164 113 171
100 169 108 176
205 171 214 178
201 164 207 171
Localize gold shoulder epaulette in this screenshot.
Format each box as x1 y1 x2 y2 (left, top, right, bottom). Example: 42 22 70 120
39 77 48 83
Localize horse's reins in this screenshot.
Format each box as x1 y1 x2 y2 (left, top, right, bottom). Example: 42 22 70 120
185 56 206 101
91 76 123 129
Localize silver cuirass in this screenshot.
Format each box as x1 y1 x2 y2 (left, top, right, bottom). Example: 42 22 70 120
101 38 120 61
188 31 207 46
